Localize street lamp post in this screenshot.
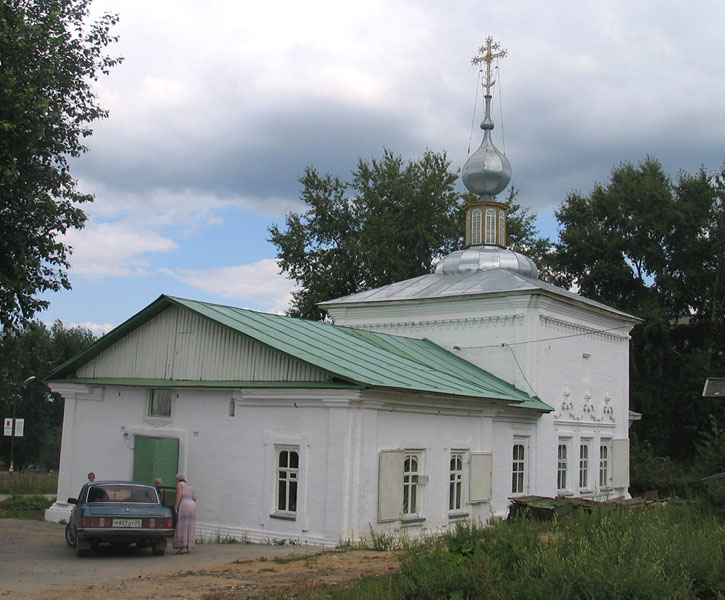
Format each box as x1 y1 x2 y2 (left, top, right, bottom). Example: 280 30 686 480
8 376 36 473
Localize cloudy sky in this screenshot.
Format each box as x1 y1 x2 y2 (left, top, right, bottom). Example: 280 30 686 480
39 0 725 336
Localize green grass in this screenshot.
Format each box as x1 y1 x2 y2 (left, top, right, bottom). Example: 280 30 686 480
0 495 54 520
288 501 725 600
0 473 58 495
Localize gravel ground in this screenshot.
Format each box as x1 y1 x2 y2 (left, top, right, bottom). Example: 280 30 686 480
0 519 333 598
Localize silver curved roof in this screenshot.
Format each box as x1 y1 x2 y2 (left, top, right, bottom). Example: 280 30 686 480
436 246 538 279
319 266 639 322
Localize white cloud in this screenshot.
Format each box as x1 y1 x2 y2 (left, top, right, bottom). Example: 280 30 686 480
70 321 116 337
64 221 178 279
161 259 297 314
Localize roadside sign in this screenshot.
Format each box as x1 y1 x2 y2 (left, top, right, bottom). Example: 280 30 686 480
14 419 24 437
3 418 11 436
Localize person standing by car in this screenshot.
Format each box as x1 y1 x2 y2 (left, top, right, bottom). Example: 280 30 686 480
173 474 197 554
153 478 165 503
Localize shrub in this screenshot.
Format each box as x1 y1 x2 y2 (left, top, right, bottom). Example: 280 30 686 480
0 495 53 520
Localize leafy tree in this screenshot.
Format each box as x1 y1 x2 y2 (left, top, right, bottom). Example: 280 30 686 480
0 320 95 469
501 186 554 280
269 150 463 320
0 0 121 329
551 157 725 459
269 150 551 320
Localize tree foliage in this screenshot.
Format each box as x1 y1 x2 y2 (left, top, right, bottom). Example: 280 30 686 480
269 150 551 320
269 150 462 320
0 0 121 329
0 320 95 469
552 157 725 459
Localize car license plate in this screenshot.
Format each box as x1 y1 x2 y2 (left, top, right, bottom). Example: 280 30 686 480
112 518 142 528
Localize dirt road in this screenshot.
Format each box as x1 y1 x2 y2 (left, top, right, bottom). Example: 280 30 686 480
0 520 399 599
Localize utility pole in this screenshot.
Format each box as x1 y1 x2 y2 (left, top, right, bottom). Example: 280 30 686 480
8 376 35 473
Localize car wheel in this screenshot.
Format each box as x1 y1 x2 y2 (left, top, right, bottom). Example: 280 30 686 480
65 522 77 547
152 538 167 556
76 536 91 557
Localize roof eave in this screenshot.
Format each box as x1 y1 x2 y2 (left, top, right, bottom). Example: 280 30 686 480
322 286 641 324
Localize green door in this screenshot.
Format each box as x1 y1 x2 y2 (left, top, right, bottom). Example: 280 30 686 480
133 435 179 491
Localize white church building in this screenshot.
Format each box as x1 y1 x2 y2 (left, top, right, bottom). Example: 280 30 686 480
45 43 639 545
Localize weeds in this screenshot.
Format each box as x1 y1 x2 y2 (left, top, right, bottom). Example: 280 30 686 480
0 495 53 520
291 502 725 600
0 473 57 495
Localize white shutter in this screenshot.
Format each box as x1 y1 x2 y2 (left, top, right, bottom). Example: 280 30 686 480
611 439 630 488
378 450 404 522
469 452 493 503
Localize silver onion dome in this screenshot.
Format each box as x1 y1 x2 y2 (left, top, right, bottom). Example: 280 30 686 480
461 94 511 197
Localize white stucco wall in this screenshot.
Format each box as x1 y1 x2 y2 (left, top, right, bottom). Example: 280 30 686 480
46 382 546 545
327 288 636 501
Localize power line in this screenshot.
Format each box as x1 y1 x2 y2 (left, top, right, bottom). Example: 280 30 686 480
452 324 632 350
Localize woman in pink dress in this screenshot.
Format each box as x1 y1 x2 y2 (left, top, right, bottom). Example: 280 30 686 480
173 473 197 554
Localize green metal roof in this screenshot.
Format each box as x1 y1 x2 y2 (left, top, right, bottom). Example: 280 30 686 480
47 295 551 411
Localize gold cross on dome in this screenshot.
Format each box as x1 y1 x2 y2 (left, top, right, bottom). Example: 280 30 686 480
472 36 507 95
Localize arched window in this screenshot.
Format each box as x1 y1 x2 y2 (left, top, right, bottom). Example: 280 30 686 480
465 210 471 246
485 208 496 244
498 209 506 246
403 454 420 515
471 208 482 245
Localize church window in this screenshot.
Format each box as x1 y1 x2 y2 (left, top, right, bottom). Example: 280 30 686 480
557 443 568 491
471 208 482 245
449 453 464 511
465 211 471 246
498 209 505 245
403 453 420 515
512 442 526 495
276 447 299 515
579 443 589 489
377 450 426 522
485 208 496 244
599 443 610 487
148 389 172 418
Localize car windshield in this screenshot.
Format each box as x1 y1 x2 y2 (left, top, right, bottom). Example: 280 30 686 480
87 484 158 503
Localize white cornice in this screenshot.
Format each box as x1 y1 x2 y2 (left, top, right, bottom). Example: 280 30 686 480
349 313 524 333
539 315 631 342
48 383 104 402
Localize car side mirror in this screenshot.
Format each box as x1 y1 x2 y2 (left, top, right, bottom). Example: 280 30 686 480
67 497 78 504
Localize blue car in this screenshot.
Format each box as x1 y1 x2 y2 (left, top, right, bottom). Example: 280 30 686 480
65 481 174 557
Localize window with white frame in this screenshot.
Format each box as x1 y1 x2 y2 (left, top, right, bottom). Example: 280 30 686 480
471 208 482 245
557 443 568 492
276 447 299 515
498 209 505 245
485 208 496 244
512 443 526 495
579 442 590 489
403 453 420 515
148 389 172 418
449 453 464 511
599 443 610 487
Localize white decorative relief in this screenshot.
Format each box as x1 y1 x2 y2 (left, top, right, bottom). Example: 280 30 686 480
554 384 575 419
578 390 595 421
598 393 615 423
